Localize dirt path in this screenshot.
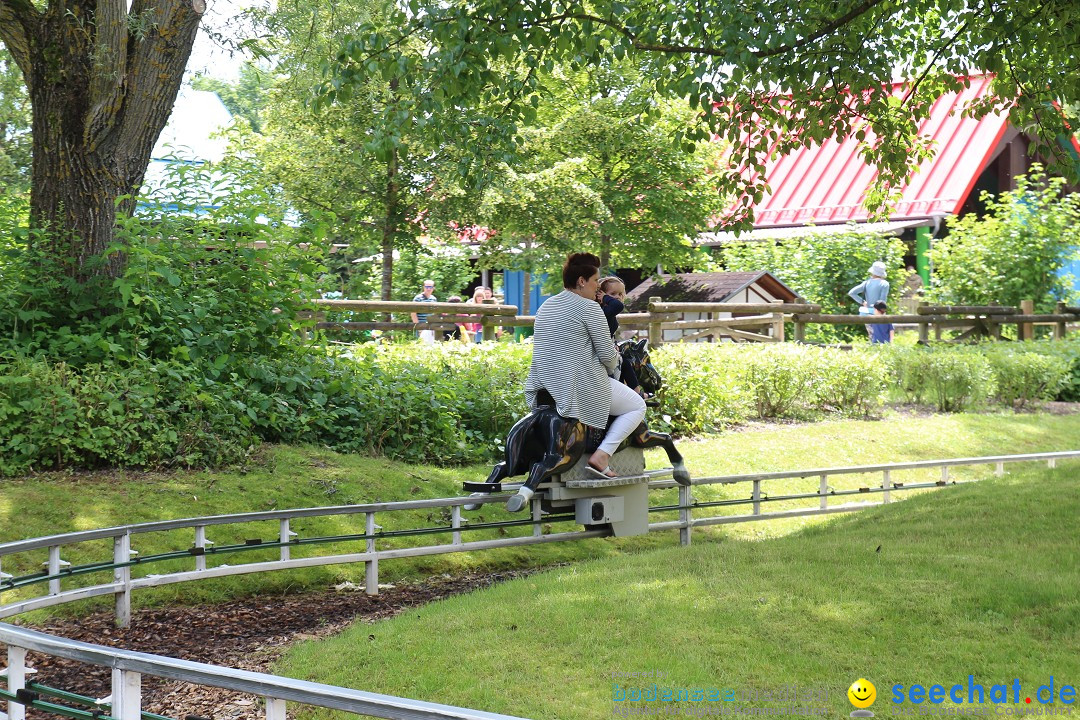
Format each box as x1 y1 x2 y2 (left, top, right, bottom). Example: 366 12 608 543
20 570 534 720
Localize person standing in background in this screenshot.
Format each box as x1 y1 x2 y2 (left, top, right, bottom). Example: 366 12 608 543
464 286 486 342
870 301 894 344
849 261 890 338
411 280 438 344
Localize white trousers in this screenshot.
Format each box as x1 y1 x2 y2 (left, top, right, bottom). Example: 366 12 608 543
598 377 647 456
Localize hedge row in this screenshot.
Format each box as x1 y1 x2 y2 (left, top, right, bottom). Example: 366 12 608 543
0 341 1073 475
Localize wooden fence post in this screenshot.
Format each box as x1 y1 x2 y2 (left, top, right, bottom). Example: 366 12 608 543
648 297 663 347
1056 301 1067 340
1021 299 1034 340
793 316 806 343
918 302 929 344
770 300 785 342
481 298 497 343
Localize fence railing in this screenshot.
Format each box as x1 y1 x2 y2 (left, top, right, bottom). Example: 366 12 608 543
307 298 1080 345
0 622 528 720
4 450 1077 622
3 450 1077 720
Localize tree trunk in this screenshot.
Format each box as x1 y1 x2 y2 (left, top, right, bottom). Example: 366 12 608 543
380 144 399 304
599 164 613 269
0 0 205 282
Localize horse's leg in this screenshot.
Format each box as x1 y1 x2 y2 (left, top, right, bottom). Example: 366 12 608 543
486 414 534 483
505 420 587 512
465 413 536 510
628 422 691 486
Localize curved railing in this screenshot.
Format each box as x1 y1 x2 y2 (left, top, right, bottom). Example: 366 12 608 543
3 451 1077 720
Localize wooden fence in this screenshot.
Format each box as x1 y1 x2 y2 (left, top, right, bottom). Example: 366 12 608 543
309 298 1080 346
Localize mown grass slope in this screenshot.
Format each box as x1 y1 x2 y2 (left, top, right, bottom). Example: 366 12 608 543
275 464 1080 720
1 412 1078 616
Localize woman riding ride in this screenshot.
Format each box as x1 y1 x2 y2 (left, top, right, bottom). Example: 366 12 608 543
524 253 647 481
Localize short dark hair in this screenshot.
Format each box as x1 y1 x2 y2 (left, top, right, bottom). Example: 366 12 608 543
873 301 887 312
562 252 601 289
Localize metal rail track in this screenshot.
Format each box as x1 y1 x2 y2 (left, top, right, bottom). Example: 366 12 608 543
2 450 1076 720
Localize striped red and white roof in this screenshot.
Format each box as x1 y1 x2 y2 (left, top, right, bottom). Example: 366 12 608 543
751 75 1011 227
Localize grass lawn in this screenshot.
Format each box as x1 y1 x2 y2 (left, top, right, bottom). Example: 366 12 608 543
274 463 1080 720
2 411 1079 617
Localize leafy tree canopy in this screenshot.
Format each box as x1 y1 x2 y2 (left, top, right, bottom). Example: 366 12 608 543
319 0 1080 231
476 62 724 276
0 49 29 195
927 166 1080 312
191 63 270 133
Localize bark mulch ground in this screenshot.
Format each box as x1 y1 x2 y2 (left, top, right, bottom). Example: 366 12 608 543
19 569 534 720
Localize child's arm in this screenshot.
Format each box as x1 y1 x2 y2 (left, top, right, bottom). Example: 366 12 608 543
601 294 624 316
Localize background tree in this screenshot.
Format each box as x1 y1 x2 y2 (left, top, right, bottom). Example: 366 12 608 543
530 63 726 270
322 0 1080 234
235 0 506 301
0 49 30 195
191 63 269 133
0 0 205 279
927 167 1080 312
475 62 724 304
477 159 609 310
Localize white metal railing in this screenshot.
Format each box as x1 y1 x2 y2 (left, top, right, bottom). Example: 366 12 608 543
0 622 526 720
2 450 1077 720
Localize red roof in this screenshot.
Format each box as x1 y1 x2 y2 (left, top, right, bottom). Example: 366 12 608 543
752 75 1011 227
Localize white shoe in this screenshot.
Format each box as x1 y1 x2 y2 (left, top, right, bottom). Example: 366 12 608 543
505 487 534 512
462 492 486 511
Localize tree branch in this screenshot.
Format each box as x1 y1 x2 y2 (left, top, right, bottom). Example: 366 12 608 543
115 0 204 172
474 1 888 60
0 0 38 80
85 0 129 151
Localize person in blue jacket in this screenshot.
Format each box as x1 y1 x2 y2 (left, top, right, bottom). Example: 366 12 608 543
849 261 890 338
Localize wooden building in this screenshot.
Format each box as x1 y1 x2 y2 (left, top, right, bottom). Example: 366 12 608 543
623 271 800 342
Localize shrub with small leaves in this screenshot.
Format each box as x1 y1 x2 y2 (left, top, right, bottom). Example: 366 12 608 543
884 346 994 412
981 345 1069 408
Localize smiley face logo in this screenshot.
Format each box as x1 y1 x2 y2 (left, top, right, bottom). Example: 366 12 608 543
848 679 877 709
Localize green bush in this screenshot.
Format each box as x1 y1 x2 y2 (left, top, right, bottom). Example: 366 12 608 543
885 346 994 412
985 349 1068 408
3 338 1069 476
810 347 889 416
978 340 1076 404
0 359 258 476
648 344 752 433
740 345 820 418
926 166 1080 312
1016 339 1080 402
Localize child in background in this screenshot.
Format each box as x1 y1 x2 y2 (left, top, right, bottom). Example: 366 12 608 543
598 276 626 336
870 301 894 344
597 277 644 395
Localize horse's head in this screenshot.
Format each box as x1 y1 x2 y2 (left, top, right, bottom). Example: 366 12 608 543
619 338 662 395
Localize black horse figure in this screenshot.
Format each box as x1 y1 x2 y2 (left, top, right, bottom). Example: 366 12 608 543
465 339 690 513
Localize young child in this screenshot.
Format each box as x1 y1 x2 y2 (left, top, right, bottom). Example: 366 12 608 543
870 301 894 344
598 276 626 336
597 277 645 395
